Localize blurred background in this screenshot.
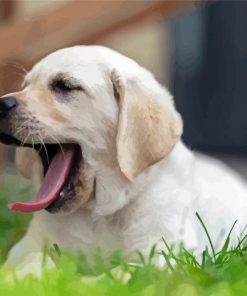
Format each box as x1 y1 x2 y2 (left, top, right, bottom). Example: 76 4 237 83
1 0 247 186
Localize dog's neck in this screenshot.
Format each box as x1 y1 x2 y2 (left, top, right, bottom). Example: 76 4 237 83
86 141 194 218
86 148 130 217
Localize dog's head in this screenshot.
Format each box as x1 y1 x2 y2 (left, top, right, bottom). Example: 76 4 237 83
0 46 182 215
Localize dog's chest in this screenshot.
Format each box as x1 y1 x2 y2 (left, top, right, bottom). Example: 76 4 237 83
33 210 123 253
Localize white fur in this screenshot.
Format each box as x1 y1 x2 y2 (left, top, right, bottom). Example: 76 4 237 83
5 46 247 270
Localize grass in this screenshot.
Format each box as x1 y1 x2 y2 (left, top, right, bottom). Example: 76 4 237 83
1 184 247 295
0 184 32 263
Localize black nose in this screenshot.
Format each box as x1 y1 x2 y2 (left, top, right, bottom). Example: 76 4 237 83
0 96 17 120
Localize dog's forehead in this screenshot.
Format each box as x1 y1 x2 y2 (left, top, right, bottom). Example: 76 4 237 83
26 46 113 84
25 46 139 84
41 46 103 69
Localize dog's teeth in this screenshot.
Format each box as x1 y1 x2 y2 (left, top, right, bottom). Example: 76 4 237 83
60 192 64 197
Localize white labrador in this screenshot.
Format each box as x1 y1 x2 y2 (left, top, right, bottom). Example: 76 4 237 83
0 46 246 271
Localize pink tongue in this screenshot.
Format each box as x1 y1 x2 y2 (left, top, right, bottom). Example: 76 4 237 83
8 145 76 213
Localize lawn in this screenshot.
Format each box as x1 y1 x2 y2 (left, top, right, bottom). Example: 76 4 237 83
0 183 247 295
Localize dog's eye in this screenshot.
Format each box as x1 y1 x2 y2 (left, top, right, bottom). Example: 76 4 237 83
51 80 73 93
50 79 83 94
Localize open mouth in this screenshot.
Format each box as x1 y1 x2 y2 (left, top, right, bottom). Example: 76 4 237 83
0 132 82 213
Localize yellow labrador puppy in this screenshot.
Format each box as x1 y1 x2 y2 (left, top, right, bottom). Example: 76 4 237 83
0 46 247 273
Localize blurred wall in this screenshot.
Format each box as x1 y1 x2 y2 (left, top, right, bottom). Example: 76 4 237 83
18 0 66 19
102 20 169 83
17 1 169 84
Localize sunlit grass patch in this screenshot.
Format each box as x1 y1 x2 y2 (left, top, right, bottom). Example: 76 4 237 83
2 235 247 296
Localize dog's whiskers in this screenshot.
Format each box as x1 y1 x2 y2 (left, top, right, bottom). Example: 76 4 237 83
48 134 65 160
37 131 49 165
13 126 28 139
1 60 28 75
13 119 32 140
21 128 31 147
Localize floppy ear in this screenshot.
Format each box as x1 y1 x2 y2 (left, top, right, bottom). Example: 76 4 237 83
15 147 43 190
111 69 183 181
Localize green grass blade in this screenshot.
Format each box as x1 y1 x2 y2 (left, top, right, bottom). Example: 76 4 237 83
162 238 181 265
196 212 216 262
216 220 238 264
136 250 146 266
148 244 157 265
161 250 174 272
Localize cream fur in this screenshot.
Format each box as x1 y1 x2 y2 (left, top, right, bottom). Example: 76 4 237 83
4 46 247 272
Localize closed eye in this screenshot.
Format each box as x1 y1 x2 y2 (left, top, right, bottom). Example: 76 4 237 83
50 79 83 93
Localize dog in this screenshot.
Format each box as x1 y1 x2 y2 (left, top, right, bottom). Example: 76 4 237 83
0 46 247 272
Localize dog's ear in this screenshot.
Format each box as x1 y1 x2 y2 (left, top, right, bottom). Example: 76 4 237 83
15 147 43 190
111 69 183 181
